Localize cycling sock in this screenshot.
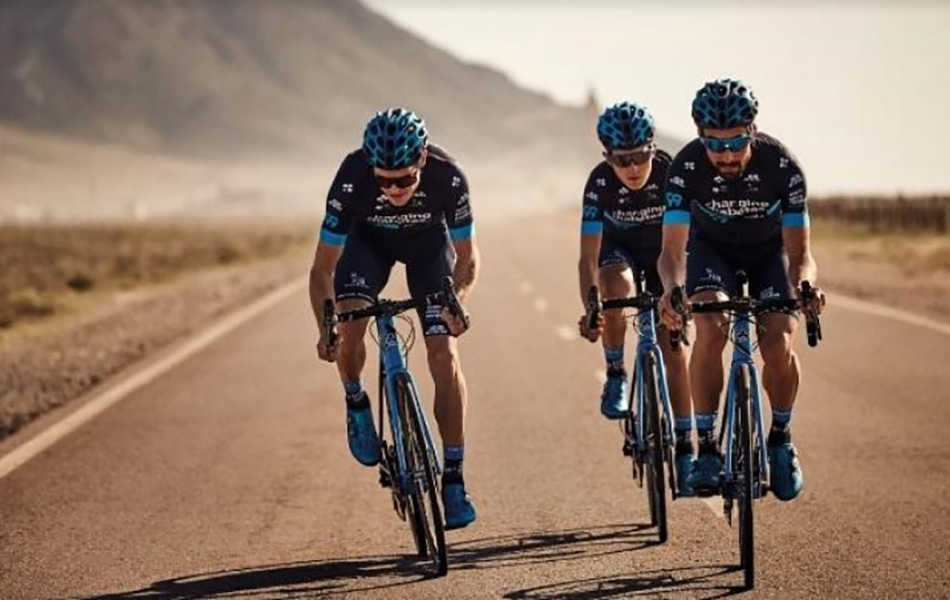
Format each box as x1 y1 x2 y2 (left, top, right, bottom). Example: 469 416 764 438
343 380 365 405
604 347 624 373
443 445 465 483
675 416 693 455
695 412 718 452
768 408 793 445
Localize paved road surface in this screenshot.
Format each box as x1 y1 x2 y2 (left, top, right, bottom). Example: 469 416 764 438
2 213 949 599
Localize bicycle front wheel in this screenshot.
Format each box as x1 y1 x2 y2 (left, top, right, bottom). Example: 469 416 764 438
396 372 448 576
735 364 755 589
643 354 668 544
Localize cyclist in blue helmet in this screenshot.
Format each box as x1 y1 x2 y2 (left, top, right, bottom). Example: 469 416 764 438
578 101 696 497
658 79 826 501
310 107 479 529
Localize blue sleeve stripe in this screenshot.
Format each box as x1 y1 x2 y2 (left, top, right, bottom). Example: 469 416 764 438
782 213 810 228
581 221 604 235
663 211 691 225
449 223 474 241
319 228 347 246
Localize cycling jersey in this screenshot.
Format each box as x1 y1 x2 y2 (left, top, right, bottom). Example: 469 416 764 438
662 132 808 248
320 144 473 246
581 150 671 250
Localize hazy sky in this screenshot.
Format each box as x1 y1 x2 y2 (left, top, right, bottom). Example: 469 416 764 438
363 0 950 195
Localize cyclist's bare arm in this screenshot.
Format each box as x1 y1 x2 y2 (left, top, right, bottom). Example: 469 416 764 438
578 232 602 306
782 226 824 315
452 237 480 304
658 222 690 328
309 241 343 334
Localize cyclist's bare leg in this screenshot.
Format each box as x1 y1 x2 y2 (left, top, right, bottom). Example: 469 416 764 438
336 298 372 385
657 327 692 419
758 312 800 412
689 290 730 415
426 334 466 447
599 264 633 355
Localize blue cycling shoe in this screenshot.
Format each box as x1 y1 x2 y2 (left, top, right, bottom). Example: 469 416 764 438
687 450 722 497
346 392 381 467
675 451 696 498
768 441 803 501
600 368 629 420
442 480 477 530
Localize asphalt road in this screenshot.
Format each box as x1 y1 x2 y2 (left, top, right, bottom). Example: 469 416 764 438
2 213 949 599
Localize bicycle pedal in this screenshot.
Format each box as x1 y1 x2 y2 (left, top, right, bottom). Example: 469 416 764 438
622 441 634 457
378 468 392 488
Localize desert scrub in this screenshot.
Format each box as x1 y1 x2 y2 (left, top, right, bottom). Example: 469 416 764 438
0 222 312 329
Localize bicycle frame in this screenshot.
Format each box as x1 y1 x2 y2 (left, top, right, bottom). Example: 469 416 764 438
375 314 442 498
720 312 770 499
632 305 677 463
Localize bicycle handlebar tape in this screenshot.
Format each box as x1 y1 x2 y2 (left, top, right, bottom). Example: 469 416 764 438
586 286 601 335
800 281 822 347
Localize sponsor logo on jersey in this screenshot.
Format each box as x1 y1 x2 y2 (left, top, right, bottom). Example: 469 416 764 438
452 176 462 188
788 189 806 205
367 213 433 228
779 158 790 169
323 214 340 229
759 286 780 300
706 198 772 217
342 183 354 193
328 198 343 211
349 272 367 288
669 176 686 189
685 162 696 171
743 173 761 183
585 191 599 202
596 178 607 187
666 192 684 208
583 205 600 219
788 174 803 188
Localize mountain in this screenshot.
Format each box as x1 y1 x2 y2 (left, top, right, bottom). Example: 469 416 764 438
0 0 680 220
0 0 601 159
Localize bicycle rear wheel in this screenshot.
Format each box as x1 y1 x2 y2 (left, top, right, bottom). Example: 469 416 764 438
735 364 755 589
643 354 668 544
396 372 448 576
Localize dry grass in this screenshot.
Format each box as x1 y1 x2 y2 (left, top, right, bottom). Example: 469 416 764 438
0 222 313 330
812 220 950 276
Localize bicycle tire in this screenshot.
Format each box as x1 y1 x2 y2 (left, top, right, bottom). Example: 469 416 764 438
643 354 668 544
735 364 755 589
396 372 448 576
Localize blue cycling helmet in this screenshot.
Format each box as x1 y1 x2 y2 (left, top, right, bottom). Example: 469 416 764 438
691 78 759 129
362 108 428 169
597 102 655 150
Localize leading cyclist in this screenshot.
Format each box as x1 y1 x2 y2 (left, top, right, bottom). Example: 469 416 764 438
657 79 826 501
309 108 479 529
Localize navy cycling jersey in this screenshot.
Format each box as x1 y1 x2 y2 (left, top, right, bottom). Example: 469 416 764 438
319 144 473 246
662 132 808 247
580 150 671 250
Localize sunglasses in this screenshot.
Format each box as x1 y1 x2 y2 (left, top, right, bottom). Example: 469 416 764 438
375 167 420 190
700 134 752 154
604 147 654 168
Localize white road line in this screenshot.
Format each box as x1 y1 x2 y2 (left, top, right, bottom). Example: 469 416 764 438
555 325 576 341
533 298 549 313
0 277 308 481
830 292 950 337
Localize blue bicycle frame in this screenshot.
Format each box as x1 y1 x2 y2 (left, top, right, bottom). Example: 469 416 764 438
376 314 442 497
632 305 677 465
720 314 770 498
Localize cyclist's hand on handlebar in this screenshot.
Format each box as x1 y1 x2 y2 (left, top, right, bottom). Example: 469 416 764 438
797 283 826 317
659 288 688 331
578 311 604 342
317 334 338 363
442 305 471 337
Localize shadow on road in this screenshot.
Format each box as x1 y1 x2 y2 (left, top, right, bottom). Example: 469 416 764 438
84 523 740 599
505 565 747 599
